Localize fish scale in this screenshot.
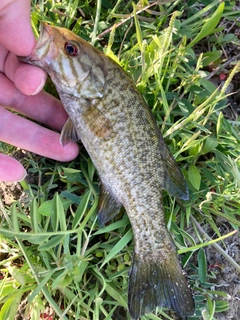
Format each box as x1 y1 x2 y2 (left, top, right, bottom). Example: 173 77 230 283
21 22 195 319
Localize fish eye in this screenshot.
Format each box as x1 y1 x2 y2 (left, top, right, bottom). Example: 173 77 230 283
64 42 78 56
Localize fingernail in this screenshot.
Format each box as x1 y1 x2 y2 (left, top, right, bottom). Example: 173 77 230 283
31 76 46 95
15 169 27 182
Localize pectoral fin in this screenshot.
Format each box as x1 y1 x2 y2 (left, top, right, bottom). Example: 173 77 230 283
82 103 112 139
163 144 189 200
98 183 122 225
60 118 80 146
56 89 112 141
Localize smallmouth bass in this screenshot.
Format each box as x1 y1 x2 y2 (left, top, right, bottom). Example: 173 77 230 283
22 22 195 319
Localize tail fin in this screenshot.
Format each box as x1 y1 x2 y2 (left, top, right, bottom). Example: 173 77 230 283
128 252 195 319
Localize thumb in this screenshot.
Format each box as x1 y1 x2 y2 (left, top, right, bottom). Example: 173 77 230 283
0 0 36 56
0 153 27 182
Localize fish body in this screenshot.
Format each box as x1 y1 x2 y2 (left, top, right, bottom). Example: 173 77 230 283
22 22 195 319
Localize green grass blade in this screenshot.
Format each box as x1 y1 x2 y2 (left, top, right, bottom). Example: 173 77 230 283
38 234 66 251
72 190 91 229
52 192 67 231
28 270 55 303
133 3 143 52
100 228 133 268
198 248 207 283
188 2 225 48
178 230 238 254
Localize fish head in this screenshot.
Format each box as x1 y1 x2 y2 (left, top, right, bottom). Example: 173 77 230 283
21 22 106 99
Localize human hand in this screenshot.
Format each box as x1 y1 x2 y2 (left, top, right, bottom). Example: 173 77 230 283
0 0 79 182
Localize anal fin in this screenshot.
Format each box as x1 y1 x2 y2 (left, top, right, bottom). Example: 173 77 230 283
98 183 122 225
128 251 195 319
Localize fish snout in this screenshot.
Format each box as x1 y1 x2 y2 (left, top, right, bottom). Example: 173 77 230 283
18 22 58 69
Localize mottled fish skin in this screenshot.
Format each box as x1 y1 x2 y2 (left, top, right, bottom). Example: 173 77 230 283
21 22 195 319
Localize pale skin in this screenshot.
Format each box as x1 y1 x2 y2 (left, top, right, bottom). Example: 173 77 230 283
0 0 79 182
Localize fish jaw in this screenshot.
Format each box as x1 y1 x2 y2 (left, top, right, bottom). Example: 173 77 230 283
20 22 59 70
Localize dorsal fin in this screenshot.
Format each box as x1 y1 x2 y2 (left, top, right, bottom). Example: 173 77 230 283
162 143 189 200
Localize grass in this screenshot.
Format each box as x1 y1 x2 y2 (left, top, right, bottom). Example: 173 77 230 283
0 0 240 319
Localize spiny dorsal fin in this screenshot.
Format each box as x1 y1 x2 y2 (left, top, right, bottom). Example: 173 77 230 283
162 143 189 200
98 183 122 225
60 118 80 146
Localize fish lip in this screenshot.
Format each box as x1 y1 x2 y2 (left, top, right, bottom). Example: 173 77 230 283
19 21 52 65
35 21 52 52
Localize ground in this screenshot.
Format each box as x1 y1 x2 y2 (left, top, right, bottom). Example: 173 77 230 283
0 3 240 319
0 172 239 319
205 231 240 320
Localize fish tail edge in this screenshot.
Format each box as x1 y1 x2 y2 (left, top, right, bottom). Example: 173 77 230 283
128 252 195 319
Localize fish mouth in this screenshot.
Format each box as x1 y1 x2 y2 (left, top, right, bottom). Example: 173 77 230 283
35 21 53 54
19 21 53 67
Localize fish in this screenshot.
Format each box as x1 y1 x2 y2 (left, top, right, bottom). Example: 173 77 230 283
21 22 195 319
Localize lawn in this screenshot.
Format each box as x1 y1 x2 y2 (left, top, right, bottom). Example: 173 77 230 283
0 1 240 319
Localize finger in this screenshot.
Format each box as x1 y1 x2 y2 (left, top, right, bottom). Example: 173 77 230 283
0 153 26 182
0 73 67 131
2 52 47 96
0 107 79 162
0 0 36 56
0 1 46 97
